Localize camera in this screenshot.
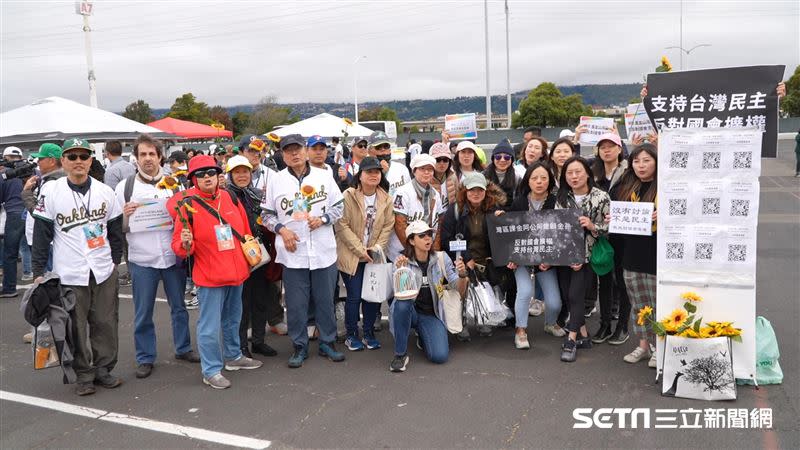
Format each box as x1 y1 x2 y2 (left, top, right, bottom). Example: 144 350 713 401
0 159 37 180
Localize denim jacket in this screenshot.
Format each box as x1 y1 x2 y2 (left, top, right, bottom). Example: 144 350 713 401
392 251 460 323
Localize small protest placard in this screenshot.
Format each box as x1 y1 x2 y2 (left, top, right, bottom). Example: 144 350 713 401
609 201 654 236
444 113 478 140
624 103 656 141
578 116 616 145
486 209 584 266
129 198 173 233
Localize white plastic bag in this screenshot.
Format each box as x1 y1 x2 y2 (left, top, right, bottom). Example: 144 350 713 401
362 248 394 303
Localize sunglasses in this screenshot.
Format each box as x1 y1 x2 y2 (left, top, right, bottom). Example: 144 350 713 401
193 168 220 179
493 154 513 161
435 157 450 163
355 143 367 148
374 144 391 150
65 153 91 161
414 230 434 238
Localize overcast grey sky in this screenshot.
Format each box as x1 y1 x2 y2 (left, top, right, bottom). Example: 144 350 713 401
1 0 798 112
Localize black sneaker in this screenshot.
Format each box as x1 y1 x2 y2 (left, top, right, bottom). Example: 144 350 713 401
93 374 123 389
608 327 630 345
75 382 96 396
252 342 277 357
390 354 410 372
576 335 593 349
591 322 613 344
560 339 577 362
175 350 201 363
135 363 153 379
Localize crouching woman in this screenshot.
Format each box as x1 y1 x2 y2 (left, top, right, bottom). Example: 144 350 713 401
389 221 468 372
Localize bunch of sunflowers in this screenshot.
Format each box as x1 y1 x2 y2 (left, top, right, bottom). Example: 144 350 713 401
655 56 673 73
637 292 742 342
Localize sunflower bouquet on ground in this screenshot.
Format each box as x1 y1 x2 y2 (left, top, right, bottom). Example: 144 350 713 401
637 292 743 342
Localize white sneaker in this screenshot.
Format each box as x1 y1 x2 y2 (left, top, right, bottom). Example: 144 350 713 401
514 332 530 350
544 324 566 337
528 300 544 317
184 296 199 310
23 332 32 344
269 322 288 335
648 353 658 368
623 346 651 364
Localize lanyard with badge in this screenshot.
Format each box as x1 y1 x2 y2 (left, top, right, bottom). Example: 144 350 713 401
71 188 105 250
197 196 235 252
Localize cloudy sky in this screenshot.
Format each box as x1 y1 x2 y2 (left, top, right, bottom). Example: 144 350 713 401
1 0 798 113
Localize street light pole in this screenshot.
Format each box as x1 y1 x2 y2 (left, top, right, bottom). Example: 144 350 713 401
76 1 97 107
484 0 491 130
664 44 711 70
353 55 366 123
505 0 511 129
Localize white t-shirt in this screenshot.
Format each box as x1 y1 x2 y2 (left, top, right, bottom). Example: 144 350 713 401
33 177 122 286
114 176 177 269
363 193 377 246
386 161 411 197
262 166 344 270
388 181 446 260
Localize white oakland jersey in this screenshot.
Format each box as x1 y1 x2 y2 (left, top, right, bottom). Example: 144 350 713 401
33 177 122 286
386 161 410 197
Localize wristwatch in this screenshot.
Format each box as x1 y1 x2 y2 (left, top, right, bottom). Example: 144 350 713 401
321 215 330 225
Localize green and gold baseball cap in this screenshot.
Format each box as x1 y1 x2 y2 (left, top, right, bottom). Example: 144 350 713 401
62 137 92 152
31 142 63 159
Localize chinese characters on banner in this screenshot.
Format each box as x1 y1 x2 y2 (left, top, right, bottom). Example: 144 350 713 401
644 65 784 157
444 113 478 140
656 127 761 380
486 209 584 267
624 103 656 141
609 201 654 236
577 116 615 145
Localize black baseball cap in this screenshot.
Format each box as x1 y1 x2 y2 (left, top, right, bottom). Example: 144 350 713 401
280 134 305 150
166 150 188 163
358 156 382 172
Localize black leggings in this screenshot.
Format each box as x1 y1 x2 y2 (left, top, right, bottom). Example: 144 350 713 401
557 265 593 333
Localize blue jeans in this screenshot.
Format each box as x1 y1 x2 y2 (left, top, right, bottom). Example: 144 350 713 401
197 284 243 378
129 262 191 364
283 264 338 349
535 277 543 301
514 266 562 327
20 238 31 275
390 300 449 364
2 212 23 293
340 262 380 337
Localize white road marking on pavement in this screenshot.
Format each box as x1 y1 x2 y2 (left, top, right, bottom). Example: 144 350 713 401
16 284 169 303
0 390 271 449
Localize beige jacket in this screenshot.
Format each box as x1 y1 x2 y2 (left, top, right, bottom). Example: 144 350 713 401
335 187 395 275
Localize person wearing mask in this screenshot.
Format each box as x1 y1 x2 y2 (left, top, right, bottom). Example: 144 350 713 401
170 154 263 389
224 155 279 359
429 142 457 206
115 134 199 379
32 138 125 395
554 156 610 362
262 134 346 368
1 146 27 298
512 126 542 158
239 135 273 193
335 157 394 351
368 131 409 196
610 144 659 367
440 172 507 341
103 141 136 190
388 154 446 261
389 221 468 372
514 136 550 179
307 135 349 192
548 138 576 189
504 162 566 348
483 140 520 209
344 137 369 181
588 133 630 345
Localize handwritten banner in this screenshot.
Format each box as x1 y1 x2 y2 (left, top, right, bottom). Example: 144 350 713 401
609 201 654 236
486 209 584 266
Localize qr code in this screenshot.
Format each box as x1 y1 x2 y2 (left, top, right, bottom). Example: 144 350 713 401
727 244 747 262
668 198 687 216
702 152 721 169
666 242 685 260
733 151 752 169
695 243 713 260
702 198 721 215
730 199 750 217
669 151 689 169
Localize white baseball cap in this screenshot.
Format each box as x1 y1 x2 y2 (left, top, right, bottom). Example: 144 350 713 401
410 153 437 170
455 141 478 153
405 220 433 239
559 129 575 139
3 146 23 158
225 155 253 173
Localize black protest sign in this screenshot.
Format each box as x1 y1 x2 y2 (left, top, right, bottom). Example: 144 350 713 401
486 209 584 267
644 65 785 158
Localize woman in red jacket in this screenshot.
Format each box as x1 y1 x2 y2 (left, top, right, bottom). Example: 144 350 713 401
171 155 262 389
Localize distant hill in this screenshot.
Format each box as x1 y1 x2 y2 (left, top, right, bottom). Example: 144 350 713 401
151 83 641 121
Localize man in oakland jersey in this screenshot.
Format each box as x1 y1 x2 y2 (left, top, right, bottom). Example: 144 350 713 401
32 138 125 396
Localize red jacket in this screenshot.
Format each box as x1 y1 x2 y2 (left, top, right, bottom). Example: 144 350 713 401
170 187 252 287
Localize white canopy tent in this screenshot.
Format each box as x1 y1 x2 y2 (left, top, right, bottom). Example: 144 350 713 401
270 113 374 140
0 96 174 148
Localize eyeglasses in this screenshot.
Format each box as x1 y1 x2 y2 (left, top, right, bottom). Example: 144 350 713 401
65 153 91 161
435 157 450 163
193 168 219 179
493 154 513 161
414 230 434 238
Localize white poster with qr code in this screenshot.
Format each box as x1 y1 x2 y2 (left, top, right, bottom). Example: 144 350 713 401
657 127 760 381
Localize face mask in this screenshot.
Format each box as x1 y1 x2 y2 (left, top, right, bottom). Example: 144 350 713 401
376 155 391 162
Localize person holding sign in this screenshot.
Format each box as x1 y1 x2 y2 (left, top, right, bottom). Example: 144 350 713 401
170 155 263 389
335 157 394 352
115 134 199 380
389 221 468 372
441 172 509 341
548 138 577 189
554 157 611 362
503 162 566 346
608 144 659 368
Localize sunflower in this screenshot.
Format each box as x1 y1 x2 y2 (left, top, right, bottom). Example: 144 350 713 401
157 176 179 190
183 203 198 214
706 321 732 329
301 185 316 197
267 132 281 143
173 170 188 178
636 306 653 326
680 291 702 302
678 328 700 338
699 326 721 338
665 308 689 328
660 318 678 334
718 326 742 337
